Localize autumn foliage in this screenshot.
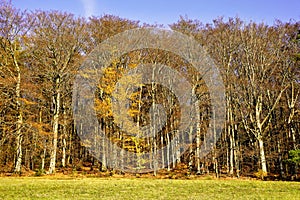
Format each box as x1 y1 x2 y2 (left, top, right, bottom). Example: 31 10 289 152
0 1 299 180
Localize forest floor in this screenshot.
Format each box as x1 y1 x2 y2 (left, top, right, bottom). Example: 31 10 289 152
0 176 299 200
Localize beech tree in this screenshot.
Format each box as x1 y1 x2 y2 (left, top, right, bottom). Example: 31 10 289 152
27 11 86 174
0 1 34 173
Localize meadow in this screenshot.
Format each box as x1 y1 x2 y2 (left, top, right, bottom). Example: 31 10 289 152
0 177 299 200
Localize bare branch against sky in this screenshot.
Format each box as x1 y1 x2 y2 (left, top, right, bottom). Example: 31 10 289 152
11 0 300 25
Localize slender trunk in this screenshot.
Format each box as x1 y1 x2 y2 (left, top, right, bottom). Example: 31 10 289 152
171 129 175 168
214 156 219 178
101 125 107 171
258 136 267 173
166 132 170 171
213 108 219 178
120 132 124 172
161 131 165 169
256 95 267 174
175 135 181 165
188 125 193 171
228 104 235 176
67 124 73 166
234 124 240 178
277 141 284 177
62 136 66 168
151 72 157 176
14 133 23 173
61 103 67 168
39 109 46 171
49 77 61 174
287 83 298 178
229 130 234 176
291 128 298 178
196 106 201 174
14 55 23 174
41 145 46 170
135 85 143 171
226 145 229 174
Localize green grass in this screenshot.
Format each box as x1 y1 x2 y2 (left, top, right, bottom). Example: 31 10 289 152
0 177 299 200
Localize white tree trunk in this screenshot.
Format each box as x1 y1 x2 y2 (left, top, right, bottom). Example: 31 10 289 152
188 125 193 171
234 124 240 178
229 130 234 175
196 115 201 174
49 78 61 174
14 133 23 173
258 136 267 173
14 56 23 174
166 132 170 171
256 95 267 174
62 137 66 168
61 104 67 168
41 146 46 170
101 127 107 171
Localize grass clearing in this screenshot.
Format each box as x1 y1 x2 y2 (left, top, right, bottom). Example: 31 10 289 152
0 177 299 199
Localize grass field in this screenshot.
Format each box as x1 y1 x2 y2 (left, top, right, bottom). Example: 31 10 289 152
0 177 299 200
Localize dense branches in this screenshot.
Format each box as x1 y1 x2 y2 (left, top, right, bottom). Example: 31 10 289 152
0 1 299 179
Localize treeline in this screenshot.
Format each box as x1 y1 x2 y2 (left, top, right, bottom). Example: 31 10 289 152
0 1 299 179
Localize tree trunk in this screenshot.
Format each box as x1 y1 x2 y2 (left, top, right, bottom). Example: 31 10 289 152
49 77 61 174
256 95 267 174
188 125 193 171
234 124 240 178
41 146 46 171
101 126 107 171
61 103 67 168
14 56 23 174
258 136 267 173
277 141 284 178
166 132 170 171
151 77 157 176
14 133 23 173
229 130 234 176
62 136 66 168
195 98 202 175
228 103 235 176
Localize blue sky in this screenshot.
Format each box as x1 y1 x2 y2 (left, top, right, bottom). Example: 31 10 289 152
11 0 300 26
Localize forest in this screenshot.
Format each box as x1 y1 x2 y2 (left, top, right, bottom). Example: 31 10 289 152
0 0 299 180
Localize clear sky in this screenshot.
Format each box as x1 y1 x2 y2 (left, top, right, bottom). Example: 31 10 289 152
11 0 300 26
